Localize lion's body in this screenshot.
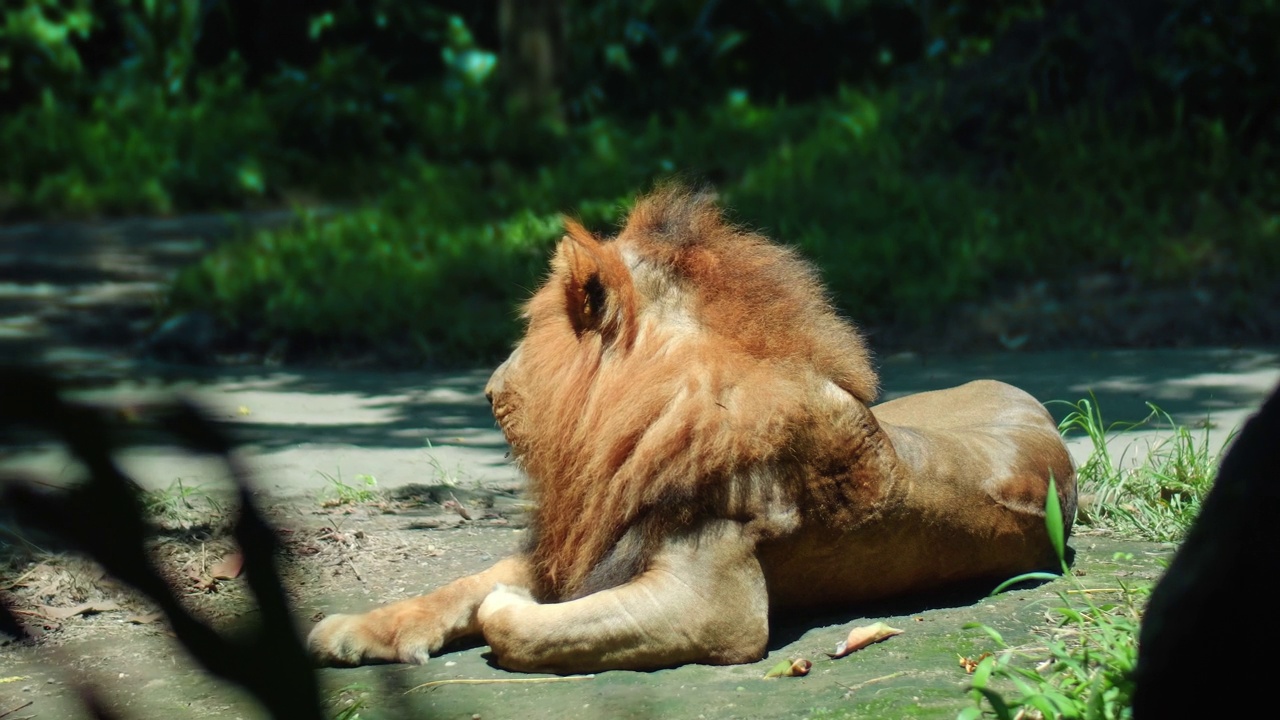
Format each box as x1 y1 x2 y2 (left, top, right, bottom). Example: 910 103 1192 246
763 380 1076 609
309 188 1077 673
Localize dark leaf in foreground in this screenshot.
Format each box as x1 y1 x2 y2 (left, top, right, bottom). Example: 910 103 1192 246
0 366 323 719
1134 382 1280 719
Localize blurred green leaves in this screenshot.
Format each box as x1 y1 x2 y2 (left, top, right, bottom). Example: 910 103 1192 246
441 14 496 87
162 83 1280 364
0 0 94 93
113 0 200 97
2 0 1279 363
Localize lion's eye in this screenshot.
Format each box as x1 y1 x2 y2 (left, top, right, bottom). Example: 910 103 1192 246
582 275 607 326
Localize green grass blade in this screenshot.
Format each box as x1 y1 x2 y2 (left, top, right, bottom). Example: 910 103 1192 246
963 623 1007 647
973 687 1014 720
1045 473 1065 566
989 571 1060 596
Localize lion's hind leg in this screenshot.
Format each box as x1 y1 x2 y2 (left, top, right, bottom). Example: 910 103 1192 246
308 556 531 666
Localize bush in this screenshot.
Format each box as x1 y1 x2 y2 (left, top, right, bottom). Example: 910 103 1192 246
0 70 276 216
168 87 1280 364
172 201 555 363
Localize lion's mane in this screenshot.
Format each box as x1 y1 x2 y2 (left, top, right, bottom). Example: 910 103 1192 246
496 187 884 601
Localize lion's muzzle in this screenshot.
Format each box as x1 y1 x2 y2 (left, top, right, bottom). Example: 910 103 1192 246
485 344 522 408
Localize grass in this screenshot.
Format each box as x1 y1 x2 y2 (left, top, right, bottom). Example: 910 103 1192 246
316 468 381 507
1055 396 1225 542
0 79 278 217
424 439 472 487
327 683 374 720
955 396 1228 719
141 478 224 530
958 583 1142 720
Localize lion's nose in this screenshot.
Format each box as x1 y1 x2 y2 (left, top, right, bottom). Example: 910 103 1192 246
484 372 501 406
485 345 521 406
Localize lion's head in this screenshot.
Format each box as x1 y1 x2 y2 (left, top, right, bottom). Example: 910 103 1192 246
486 187 882 600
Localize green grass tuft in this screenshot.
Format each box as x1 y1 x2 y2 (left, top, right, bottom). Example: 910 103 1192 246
316 469 381 507
142 478 224 530
1055 396 1225 542
959 587 1141 720
959 398 1235 718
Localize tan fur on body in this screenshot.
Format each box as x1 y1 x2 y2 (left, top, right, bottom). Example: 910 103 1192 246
309 187 1077 672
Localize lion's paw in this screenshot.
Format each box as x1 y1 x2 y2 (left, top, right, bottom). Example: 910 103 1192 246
307 613 432 667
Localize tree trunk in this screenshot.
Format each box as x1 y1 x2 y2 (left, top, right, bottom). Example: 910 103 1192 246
498 0 565 123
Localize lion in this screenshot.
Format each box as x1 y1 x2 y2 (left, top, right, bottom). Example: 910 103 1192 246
308 187 1077 673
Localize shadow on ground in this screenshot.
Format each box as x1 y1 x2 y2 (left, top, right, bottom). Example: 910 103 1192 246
0 211 309 376
3 346 1275 500
2 212 1276 477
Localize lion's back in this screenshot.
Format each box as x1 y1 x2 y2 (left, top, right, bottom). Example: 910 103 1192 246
872 380 1054 432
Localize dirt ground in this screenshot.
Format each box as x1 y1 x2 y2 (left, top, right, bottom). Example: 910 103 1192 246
0 491 1171 720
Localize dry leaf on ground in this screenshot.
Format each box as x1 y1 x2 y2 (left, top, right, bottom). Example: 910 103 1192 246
210 552 243 580
958 653 992 673
828 622 904 658
37 601 120 620
187 568 217 593
763 658 812 678
126 613 163 625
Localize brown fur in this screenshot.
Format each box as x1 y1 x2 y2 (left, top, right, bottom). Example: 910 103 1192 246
498 187 879 599
308 186 1076 673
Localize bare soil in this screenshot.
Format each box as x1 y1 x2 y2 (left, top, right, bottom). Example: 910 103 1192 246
1 488 1170 720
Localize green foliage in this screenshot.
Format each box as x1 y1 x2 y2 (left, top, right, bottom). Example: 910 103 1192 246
317 469 381 507
0 0 94 94
328 682 373 720
0 67 274 215
142 478 222 528
959 590 1141 720
113 0 201 96
5 1 1280 361
1056 397 1224 542
171 196 556 363
163 96 815 362
958 400 1231 716
159 83 1280 364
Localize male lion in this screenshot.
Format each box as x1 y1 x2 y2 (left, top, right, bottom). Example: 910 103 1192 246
309 188 1077 673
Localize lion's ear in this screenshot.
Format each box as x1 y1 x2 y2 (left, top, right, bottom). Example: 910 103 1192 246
556 219 635 343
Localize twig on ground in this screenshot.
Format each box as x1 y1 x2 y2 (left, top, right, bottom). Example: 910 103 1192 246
446 492 472 521
835 670 910 695
345 557 364 583
2 567 38 591
0 700 34 719
406 675 596 694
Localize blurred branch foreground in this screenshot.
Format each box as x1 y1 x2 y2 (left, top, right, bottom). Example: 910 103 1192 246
0 366 323 719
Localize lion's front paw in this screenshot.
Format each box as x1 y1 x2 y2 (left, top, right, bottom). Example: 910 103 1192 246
307 613 432 667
